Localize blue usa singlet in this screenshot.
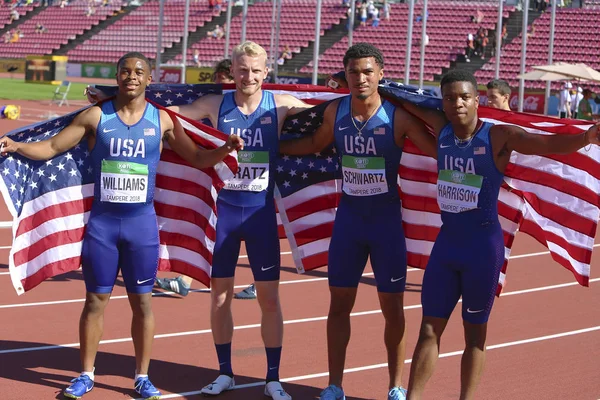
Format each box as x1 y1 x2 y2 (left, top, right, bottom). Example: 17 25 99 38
333 96 402 205
91 100 162 213
217 91 279 207
436 121 504 227
82 100 162 295
328 96 407 293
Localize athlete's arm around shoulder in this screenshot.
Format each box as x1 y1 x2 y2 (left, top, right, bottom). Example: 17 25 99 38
0 106 101 160
275 93 314 117
397 99 448 136
168 94 222 124
279 99 337 156
161 109 243 170
493 122 600 157
394 106 437 158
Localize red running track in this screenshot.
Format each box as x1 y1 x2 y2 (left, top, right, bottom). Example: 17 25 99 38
0 102 598 400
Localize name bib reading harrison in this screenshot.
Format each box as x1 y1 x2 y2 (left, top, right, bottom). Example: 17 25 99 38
224 151 269 192
436 169 483 213
100 160 148 203
341 155 388 196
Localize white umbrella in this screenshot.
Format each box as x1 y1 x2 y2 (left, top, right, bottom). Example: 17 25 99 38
517 69 572 81
532 62 600 83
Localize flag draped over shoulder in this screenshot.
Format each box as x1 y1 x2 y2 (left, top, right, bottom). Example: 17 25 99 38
1 82 597 295
0 90 238 295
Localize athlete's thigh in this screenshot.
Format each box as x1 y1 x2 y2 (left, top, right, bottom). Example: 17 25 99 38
368 204 407 293
211 200 243 279
421 228 462 320
119 212 160 294
81 213 120 294
242 201 281 281
328 202 369 288
460 226 505 324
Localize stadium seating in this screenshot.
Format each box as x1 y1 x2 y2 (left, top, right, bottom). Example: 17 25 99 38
0 3 36 31
0 1 123 58
302 2 513 82
169 0 348 67
67 0 217 63
474 7 600 90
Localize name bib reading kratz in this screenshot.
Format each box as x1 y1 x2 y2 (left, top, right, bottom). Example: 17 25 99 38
100 160 148 203
437 169 483 213
225 151 269 192
341 155 388 196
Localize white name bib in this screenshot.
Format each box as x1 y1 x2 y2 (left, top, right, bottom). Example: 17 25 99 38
341 155 388 197
100 160 148 203
437 169 483 213
225 150 269 192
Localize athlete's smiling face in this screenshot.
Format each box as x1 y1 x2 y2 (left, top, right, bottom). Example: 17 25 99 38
232 53 268 97
116 57 151 98
442 81 479 127
345 57 383 100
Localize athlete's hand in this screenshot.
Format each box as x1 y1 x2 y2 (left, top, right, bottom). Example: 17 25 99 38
325 74 348 90
0 136 20 156
84 85 109 104
584 122 600 146
224 134 244 152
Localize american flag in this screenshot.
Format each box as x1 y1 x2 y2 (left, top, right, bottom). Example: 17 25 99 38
2 82 597 295
1 91 238 295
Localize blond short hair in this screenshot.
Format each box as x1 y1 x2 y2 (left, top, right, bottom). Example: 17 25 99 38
232 41 268 60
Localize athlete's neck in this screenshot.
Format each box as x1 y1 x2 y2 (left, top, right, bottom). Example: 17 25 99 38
351 94 381 122
453 117 481 140
114 95 147 121
234 89 263 116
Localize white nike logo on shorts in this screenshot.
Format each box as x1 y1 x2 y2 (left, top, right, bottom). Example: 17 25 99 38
137 278 153 285
466 308 484 313
390 276 405 283
261 265 277 271
224 117 236 123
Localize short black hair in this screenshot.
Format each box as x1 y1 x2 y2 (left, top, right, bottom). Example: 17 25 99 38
213 58 232 79
343 43 384 69
117 52 152 71
486 79 511 96
440 69 478 93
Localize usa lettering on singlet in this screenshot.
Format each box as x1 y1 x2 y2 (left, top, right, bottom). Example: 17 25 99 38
334 96 399 199
93 101 161 205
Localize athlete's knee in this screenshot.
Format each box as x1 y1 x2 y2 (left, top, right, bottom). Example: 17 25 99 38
463 321 487 349
210 278 234 310
83 292 110 315
255 281 280 314
378 292 405 323
417 317 447 343
328 287 357 317
128 293 153 317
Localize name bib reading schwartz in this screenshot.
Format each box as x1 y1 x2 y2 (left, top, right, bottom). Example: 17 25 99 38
225 151 269 192
100 160 148 203
437 169 483 213
342 155 388 196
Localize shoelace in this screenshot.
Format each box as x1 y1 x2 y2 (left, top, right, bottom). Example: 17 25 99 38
136 379 155 392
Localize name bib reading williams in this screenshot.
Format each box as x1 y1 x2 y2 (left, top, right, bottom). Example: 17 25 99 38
225 151 269 192
341 155 388 197
100 160 148 203
436 169 483 213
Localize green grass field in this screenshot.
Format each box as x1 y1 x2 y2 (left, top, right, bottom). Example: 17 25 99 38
0 78 90 101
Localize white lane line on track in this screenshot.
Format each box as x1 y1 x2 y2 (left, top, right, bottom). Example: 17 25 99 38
141 325 600 399
1 277 597 355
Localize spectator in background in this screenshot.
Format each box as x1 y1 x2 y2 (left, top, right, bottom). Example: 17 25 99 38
35 23 47 33
371 6 379 27
206 24 224 39
471 7 484 23
578 89 594 121
571 86 583 119
193 49 201 67
360 3 367 26
3 31 11 44
465 32 474 62
383 0 390 21
281 45 292 60
558 82 572 119
9 8 19 23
